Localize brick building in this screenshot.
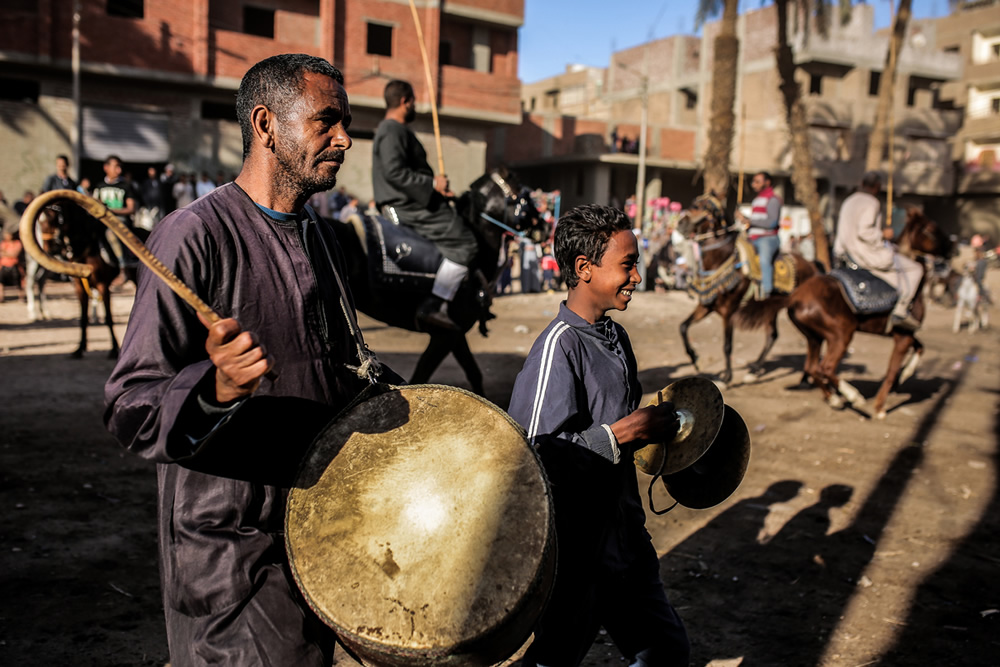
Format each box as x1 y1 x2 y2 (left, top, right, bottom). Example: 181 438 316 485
498 4 975 236
932 0 1000 242
0 0 523 206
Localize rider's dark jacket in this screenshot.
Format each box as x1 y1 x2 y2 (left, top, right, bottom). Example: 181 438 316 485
371 118 477 266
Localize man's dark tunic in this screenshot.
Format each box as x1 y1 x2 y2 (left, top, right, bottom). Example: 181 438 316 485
105 183 369 665
371 118 477 266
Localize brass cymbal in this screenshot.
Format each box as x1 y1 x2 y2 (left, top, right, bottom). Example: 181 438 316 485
633 376 725 476
662 405 751 509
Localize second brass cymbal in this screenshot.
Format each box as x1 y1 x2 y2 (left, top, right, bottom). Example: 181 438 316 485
633 376 725 476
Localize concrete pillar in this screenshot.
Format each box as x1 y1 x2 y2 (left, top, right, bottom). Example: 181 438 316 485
320 0 335 64
192 0 210 77
593 163 612 206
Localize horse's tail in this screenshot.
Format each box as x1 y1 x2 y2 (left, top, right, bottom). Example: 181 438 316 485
734 294 789 330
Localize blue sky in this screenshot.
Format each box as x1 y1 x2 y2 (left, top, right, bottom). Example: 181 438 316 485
518 0 947 83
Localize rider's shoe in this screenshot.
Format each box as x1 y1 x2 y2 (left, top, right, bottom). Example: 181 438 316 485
887 312 920 333
416 296 460 332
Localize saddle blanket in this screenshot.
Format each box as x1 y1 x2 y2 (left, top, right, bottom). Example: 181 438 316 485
361 212 442 290
829 266 898 315
735 236 796 294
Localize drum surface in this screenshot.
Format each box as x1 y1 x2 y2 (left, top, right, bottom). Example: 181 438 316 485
286 385 554 666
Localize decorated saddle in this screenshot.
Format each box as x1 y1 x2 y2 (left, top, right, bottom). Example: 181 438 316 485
829 263 898 315
359 212 442 291
734 235 797 294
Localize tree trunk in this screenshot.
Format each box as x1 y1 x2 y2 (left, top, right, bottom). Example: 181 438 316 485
865 0 912 172
775 0 831 270
703 0 740 201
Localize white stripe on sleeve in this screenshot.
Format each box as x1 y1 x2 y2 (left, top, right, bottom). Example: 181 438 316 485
527 322 570 444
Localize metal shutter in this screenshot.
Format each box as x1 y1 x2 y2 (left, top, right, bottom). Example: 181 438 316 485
82 106 169 162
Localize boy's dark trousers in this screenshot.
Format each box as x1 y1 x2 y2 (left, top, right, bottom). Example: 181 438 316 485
522 440 690 667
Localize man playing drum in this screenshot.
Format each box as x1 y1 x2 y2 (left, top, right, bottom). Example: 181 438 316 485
508 204 690 666
105 54 397 666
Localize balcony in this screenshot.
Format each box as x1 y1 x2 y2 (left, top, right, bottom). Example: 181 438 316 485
439 66 521 123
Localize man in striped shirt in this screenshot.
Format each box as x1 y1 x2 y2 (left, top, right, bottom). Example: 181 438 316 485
738 171 782 298
508 204 689 667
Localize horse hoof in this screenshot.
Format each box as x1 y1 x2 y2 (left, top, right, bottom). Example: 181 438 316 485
742 372 758 385
827 394 844 409
876 410 887 420
70 350 84 359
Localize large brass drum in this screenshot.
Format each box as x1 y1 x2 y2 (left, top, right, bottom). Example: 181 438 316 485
286 385 555 666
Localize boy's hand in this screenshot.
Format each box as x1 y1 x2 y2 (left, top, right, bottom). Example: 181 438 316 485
611 401 679 446
198 313 273 404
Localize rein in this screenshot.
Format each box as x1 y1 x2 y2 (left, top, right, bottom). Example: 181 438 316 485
692 223 742 244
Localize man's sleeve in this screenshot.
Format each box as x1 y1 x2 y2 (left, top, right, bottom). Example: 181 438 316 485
765 196 782 229
507 325 621 463
375 124 433 208
103 209 223 463
856 200 885 248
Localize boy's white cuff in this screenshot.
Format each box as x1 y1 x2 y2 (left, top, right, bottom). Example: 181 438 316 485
602 424 621 464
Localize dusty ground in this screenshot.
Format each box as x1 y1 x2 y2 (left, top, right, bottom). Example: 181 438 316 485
1 270 998 667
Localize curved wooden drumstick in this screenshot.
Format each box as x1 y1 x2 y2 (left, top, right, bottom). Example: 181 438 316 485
20 188 222 325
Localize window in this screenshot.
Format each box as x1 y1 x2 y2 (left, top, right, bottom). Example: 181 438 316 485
869 71 881 97
907 86 918 107
809 73 823 95
201 101 238 121
367 23 393 57
439 41 452 67
992 98 1000 115
107 0 143 19
993 43 1000 61
681 88 698 110
0 77 39 103
243 6 274 38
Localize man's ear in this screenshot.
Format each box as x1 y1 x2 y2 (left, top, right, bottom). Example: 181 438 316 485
250 104 276 152
574 255 592 283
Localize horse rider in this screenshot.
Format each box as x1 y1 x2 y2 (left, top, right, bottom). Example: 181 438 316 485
372 79 478 332
833 171 924 331
736 171 782 299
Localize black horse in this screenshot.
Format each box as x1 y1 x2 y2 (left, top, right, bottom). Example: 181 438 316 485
331 167 542 395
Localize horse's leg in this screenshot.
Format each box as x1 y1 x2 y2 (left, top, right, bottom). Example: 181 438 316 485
25 258 38 321
72 279 88 358
410 334 454 386
747 308 780 378
99 281 119 358
720 313 735 386
872 333 916 419
679 304 712 372
816 331 861 409
449 333 485 397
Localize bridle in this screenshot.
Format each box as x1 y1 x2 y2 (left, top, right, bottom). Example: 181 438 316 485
479 172 534 237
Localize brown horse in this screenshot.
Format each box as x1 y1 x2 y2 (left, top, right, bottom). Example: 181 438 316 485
49 204 122 358
786 208 952 419
677 194 820 385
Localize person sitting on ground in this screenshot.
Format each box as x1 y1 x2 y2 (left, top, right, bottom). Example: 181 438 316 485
833 171 924 331
371 79 479 331
507 204 690 667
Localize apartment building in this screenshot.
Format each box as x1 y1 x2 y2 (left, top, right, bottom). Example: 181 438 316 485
933 0 1000 241
497 4 967 234
0 0 523 204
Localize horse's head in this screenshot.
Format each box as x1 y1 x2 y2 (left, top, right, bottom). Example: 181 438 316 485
465 167 541 239
900 208 953 260
36 206 68 259
678 192 727 240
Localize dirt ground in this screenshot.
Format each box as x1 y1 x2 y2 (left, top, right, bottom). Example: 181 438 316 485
1 269 998 667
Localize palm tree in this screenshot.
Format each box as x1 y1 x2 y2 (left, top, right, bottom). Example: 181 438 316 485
699 0 741 201
773 0 834 269
865 0 913 172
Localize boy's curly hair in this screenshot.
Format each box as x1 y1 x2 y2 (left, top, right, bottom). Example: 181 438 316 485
554 204 632 289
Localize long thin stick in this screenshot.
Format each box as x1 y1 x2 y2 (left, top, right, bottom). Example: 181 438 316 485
407 0 446 176
737 102 747 204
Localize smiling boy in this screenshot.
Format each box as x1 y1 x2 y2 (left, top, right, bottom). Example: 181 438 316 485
508 205 690 666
